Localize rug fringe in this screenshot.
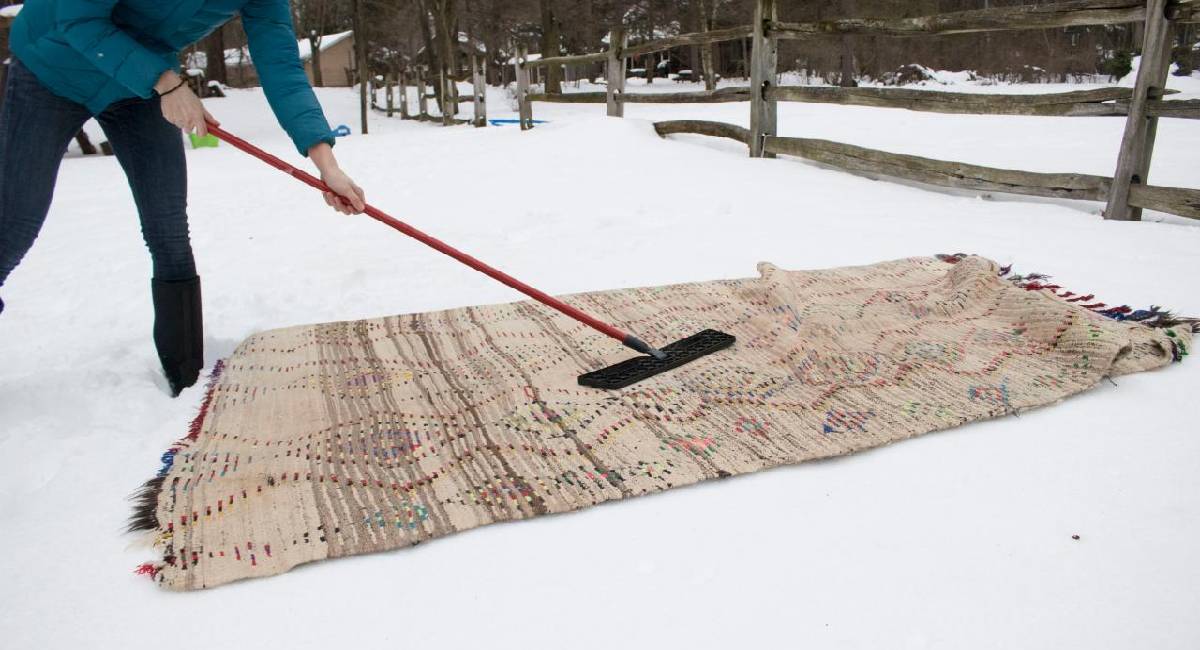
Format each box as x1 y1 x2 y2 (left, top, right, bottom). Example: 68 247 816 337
125 476 165 533
134 562 160 578
125 360 226 534
936 254 1196 361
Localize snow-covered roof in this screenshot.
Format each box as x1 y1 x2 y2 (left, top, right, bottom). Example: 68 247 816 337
296 30 353 61
0 4 22 18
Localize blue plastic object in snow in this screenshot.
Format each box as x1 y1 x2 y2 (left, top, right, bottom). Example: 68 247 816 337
488 119 548 126
333 124 353 137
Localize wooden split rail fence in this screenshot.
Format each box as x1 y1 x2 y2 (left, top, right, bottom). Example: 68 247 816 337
513 0 1200 221
370 55 489 128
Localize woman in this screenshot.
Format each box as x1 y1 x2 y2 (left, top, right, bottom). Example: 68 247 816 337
1 0 365 395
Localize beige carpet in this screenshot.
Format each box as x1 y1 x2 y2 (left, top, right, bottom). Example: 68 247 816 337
131 255 1191 590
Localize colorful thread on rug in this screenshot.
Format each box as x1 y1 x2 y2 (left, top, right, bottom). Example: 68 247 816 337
127 361 225 533
937 253 1199 343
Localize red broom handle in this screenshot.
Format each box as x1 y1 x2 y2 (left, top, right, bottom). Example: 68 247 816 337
205 122 650 352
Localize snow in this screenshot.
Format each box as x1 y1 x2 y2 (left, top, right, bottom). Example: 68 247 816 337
296 29 354 62
2 72 1199 649
0 4 21 18
508 51 542 65
183 47 253 71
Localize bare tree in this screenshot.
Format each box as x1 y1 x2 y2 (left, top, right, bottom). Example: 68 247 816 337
202 26 229 86
300 0 330 87
539 0 563 93
837 0 856 87
353 0 367 132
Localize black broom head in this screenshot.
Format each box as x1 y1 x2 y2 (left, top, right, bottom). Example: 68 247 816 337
577 329 736 389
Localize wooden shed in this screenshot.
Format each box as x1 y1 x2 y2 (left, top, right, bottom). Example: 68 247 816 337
298 30 355 87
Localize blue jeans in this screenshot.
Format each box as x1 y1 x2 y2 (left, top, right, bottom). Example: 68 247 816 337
0 59 196 307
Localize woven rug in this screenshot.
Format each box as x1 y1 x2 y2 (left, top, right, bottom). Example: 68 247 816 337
131 255 1193 590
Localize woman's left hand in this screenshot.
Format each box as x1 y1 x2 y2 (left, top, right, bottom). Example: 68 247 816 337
308 143 365 215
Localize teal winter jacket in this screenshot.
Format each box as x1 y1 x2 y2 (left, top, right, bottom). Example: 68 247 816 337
10 0 335 155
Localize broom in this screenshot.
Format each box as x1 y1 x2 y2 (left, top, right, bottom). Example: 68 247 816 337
205 122 734 389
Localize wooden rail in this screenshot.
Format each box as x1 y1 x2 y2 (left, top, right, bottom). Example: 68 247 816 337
769 0 1186 38
526 52 608 68
767 86 1140 116
767 86 1199 119
1129 185 1200 218
760 135 1199 219
526 92 607 103
523 25 753 69
528 84 1200 119
654 120 752 145
764 135 1110 200
621 88 753 103
529 87 751 104
1146 99 1200 120
623 25 754 58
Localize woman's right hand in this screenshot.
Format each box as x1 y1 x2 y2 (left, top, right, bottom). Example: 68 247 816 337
154 70 218 136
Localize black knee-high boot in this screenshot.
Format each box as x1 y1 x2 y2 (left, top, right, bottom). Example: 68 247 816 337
151 276 204 396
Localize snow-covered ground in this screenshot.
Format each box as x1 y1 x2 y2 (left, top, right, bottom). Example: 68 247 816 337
2 70 1198 649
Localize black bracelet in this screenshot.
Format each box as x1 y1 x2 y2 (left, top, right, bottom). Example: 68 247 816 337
160 78 188 97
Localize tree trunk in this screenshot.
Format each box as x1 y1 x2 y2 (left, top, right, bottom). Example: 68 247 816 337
1175 24 1195 76
416 0 438 78
838 0 857 87
424 0 459 115
309 34 324 87
740 37 749 78
539 0 562 94
645 8 655 85
353 0 367 134
310 0 327 87
203 27 228 86
838 36 857 87
700 0 717 91
687 0 701 85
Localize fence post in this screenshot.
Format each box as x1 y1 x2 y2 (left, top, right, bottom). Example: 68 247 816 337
472 54 487 127
399 69 411 119
606 27 627 118
440 69 452 126
517 46 533 130
1105 0 1174 221
749 0 778 158
385 73 395 117
417 66 429 118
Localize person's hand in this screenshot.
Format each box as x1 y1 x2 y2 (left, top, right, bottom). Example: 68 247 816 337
320 167 366 215
309 143 365 215
155 70 217 135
